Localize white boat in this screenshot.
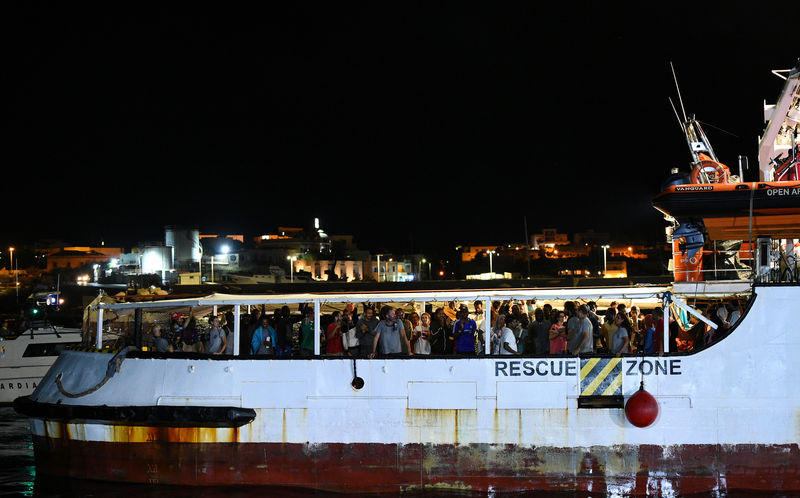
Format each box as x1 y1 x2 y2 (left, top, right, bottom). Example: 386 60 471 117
0 323 82 405
9 281 799 494
12 62 800 495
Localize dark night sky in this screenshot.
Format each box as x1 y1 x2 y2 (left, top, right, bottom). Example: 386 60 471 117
3 4 797 253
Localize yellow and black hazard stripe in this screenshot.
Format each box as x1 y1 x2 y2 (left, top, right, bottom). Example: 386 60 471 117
580 357 622 397
66 345 123 354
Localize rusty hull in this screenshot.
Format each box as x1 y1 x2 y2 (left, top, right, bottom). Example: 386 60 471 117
31 430 800 494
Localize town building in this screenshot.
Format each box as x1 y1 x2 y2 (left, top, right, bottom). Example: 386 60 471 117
46 247 123 273
531 228 570 249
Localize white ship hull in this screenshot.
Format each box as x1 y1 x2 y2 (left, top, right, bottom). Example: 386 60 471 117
13 284 800 494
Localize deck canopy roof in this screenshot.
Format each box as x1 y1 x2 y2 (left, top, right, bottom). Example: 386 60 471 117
96 285 672 312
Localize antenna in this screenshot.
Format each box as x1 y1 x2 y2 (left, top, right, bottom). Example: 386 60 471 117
670 62 688 122
523 216 530 279
668 97 685 131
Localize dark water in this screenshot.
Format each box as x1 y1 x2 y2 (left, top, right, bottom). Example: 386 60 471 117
0 407 794 498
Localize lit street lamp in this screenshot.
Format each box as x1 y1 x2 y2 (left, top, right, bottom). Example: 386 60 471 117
287 255 297 283
486 250 496 277
418 258 427 281
601 245 610 277
211 245 230 284
9 247 17 299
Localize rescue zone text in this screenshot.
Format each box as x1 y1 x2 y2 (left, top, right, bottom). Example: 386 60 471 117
494 358 682 377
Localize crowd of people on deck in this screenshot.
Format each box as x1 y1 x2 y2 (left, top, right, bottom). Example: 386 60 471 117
142 298 743 358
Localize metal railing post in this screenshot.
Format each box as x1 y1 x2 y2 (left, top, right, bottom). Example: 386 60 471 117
484 298 492 355
233 304 241 356
96 307 104 349
314 300 321 356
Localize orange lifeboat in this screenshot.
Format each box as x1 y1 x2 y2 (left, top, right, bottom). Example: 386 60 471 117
653 181 800 241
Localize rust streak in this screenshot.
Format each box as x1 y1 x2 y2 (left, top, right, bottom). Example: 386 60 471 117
282 409 287 443
453 410 458 444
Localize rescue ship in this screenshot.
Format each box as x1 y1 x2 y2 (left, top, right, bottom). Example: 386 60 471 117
652 61 800 278
12 63 800 495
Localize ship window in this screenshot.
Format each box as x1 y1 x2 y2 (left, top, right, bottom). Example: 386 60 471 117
22 343 76 358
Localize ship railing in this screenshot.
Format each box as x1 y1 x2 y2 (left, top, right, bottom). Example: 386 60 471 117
90 287 673 355
672 246 799 283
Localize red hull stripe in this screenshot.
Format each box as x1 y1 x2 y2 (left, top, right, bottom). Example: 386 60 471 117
32 437 800 494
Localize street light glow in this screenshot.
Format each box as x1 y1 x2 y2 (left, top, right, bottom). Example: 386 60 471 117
287 255 298 283
486 250 496 277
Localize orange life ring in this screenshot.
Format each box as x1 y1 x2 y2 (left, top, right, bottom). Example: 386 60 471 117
691 156 730 184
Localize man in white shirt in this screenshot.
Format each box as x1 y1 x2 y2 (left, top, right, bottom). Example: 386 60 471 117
492 315 519 355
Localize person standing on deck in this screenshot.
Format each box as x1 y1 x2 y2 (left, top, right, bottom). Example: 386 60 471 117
453 308 477 355
492 315 519 355
356 306 379 358
600 307 618 354
509 304 530 330
611 312 631 356
586 302 603 351
525 300 536 322
564 301 579 350
542 303 553 322
642 314 656 353
325 311 344 356
250 315 275 356
206 315 227 355
181 313 203 353
299 308 316 356
241 308 262 357
528 308 551 355
628 306 643 352
471 300 485 327
411 312 432 355
489 301 502 330
509 318 526 354
395 308 413 354
341 307 359 356
549 311 568 354
372 306 409 358
472 301 486 352
153 325 172 353
428 308 448 355
569 305 594 356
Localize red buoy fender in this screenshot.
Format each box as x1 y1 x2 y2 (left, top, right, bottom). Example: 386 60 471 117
625 386 659 427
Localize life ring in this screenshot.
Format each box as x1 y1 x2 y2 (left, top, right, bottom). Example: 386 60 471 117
691 159 730 184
